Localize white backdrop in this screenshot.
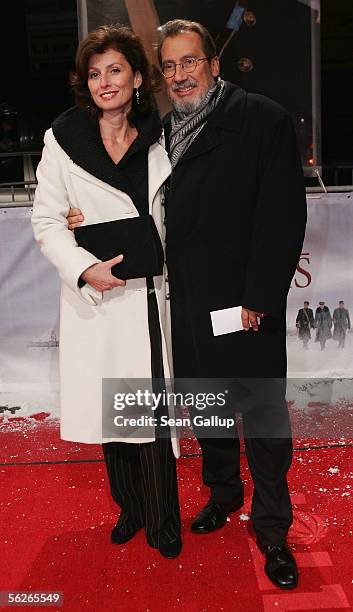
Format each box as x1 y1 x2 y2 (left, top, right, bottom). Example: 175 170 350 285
0 193 352 416
287 192 353 377
0 207 60 415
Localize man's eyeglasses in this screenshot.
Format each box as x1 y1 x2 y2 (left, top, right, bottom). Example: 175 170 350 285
161 57 209 78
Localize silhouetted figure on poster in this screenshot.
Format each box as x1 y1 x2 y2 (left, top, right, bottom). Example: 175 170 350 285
296 300 314 349
333 301 350 348
315 301 332 350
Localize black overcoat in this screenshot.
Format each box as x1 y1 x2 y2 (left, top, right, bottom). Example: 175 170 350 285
315 307 332 342
164 82 307 379
296 308 315 339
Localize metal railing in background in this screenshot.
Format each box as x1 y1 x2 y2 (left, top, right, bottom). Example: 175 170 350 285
0 151 41 207
322 166 353 187
0 180 37 207
0 153 352 207
306 166 353 194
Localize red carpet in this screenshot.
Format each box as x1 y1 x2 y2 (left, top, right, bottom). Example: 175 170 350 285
1 417 353 611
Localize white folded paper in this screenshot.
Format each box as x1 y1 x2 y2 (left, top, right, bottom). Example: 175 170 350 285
210 306 243 336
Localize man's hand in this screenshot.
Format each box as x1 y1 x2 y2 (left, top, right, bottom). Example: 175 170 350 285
81 254 126 291
67 207 84 230
241 307 265 332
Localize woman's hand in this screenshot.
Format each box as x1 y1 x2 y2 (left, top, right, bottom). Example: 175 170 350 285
81 254 126 290
67 207 84 230
70 209 125 290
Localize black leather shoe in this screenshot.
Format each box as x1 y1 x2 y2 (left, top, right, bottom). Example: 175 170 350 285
111 517 143 545
158 538 182 559
257 539 298 589
191 496 244 534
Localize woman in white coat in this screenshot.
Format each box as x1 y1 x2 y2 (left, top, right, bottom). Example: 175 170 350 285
31 25 181 558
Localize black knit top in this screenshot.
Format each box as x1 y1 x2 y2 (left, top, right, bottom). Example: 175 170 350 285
52 106 162 216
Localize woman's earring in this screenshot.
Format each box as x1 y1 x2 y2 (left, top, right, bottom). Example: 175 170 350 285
135 88 140 105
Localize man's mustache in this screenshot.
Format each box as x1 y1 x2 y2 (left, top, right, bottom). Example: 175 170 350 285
171 79 198 92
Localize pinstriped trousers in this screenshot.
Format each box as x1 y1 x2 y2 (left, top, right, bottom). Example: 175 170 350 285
102 282 181 547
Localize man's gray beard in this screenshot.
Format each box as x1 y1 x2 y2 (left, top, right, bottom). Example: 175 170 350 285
170 84 214 116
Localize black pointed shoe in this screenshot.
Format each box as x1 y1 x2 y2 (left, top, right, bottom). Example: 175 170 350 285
111 515 143 545
158 537 182 559
257 539 298 589
191 496 244 534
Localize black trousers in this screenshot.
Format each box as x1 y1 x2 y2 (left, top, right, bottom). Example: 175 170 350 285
102 434 181 547
194 429 293 547
102 282 181 547
189 380 293 546
168 258 293 547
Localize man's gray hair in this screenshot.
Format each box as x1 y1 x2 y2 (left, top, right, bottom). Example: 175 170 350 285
156 19 217 65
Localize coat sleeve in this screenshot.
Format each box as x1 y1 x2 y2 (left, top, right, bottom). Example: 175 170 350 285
31 129 103 306
328 311 333 327
241 109 307 317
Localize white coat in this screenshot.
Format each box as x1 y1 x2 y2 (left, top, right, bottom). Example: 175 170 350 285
31 126 179 456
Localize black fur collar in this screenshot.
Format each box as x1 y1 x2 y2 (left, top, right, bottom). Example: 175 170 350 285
52 106 162 191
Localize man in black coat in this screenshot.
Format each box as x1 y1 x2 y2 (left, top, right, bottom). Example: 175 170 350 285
333 300 351 348
158 19 306 589
315 301 332 350
296 301 315 348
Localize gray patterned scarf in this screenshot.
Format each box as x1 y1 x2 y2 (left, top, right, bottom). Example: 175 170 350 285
169 78 225 168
